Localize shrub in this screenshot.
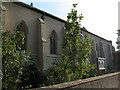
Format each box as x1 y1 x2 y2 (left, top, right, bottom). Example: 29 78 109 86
2 30 40 89
18 60 41 89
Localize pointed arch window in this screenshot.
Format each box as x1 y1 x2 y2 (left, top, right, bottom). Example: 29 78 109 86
16 21 28 50
50 30 57 54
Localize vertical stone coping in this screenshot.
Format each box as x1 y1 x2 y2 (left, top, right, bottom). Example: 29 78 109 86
30 72 120 89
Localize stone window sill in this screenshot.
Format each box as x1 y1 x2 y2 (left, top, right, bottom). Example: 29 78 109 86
47 54 60 58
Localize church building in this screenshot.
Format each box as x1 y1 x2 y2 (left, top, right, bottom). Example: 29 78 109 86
1 2 115 70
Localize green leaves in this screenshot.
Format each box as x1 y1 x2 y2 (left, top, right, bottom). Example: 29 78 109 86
73 3 78 8
2 30 34 89
60 3 96 81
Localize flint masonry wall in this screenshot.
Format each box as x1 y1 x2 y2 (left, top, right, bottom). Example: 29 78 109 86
31 72 120 89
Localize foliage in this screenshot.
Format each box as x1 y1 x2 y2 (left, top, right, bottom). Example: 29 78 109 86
2 30 40 89
57 3 95 81
2 30 24 89
44 66 67 85
18 60 41 89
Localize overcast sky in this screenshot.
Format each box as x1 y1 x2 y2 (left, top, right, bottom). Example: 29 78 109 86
20 0 120 50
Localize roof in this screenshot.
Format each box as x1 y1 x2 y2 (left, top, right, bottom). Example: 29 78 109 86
13 2 111 43
14 2 66 23
81 27 112 43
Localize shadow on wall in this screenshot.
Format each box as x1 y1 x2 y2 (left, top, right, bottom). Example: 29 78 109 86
113 51 120 70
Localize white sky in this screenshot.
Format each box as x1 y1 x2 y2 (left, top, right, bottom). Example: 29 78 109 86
20 0 120 50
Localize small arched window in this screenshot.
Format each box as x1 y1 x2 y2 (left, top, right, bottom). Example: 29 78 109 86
50 30 57 54
16 21 27 50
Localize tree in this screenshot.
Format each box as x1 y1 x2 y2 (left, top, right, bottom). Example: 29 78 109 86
2 30 27 89
59 4 95 81
2 30 40 89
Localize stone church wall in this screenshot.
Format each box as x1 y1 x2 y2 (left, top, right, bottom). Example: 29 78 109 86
82 30 114 70
2 2 115 70
2 2 65 69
